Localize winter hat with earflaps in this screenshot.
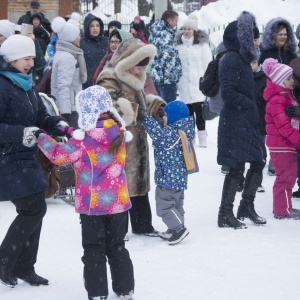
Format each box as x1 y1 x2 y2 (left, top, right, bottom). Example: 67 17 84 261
262 58 293 87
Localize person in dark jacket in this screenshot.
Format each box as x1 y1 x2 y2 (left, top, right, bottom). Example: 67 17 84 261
217 11 267 229
103 20 122 38
80 14 108 89
144 14 155 42
17 1 52 34
0 34 67 288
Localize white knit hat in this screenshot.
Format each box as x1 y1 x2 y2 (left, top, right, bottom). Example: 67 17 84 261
0 35 35 62
183 14 198 31
0 20 15 38
51 16 80 43
76 85 126 131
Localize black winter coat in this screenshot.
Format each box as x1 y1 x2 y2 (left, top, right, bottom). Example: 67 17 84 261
80 14 108 89
0 57 62 201
217 15 265 168
259 47 297 66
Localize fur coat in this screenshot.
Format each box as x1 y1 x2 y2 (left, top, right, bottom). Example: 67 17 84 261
96 39 165 197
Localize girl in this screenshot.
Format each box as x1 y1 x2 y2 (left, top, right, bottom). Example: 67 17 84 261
37 85 135 299
262 58 300 219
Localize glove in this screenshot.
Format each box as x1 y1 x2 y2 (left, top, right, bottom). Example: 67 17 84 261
23 127 40 147
285 106 300 117
56 125 74 139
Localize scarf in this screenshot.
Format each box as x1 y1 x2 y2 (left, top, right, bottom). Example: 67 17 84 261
0 71 33 91
56 40 87 84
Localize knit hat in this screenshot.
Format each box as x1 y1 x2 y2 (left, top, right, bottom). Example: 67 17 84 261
262 58 293 87
51 16 80 43
1 35 36 62
76 85 126 131
183 14 198 31
253 26 260 39
0 20 15 38
108 20 121 30
164 100 189 125
134 16 141 21
30 1 40 8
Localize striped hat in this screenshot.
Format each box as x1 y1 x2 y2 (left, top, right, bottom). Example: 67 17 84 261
262 58 293 87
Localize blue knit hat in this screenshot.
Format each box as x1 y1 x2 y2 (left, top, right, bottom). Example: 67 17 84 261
164 100 189 125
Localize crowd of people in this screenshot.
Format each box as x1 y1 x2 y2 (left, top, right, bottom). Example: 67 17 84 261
0 1 300 299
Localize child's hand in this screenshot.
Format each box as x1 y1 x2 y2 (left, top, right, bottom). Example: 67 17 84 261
285 106 300 117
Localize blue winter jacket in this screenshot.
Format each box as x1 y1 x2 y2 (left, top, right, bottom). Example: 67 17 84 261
143 116 194 190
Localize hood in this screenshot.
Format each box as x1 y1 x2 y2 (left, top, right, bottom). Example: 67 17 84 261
223 11 257 63
149 19 175 37
109 38 157 90
263 79 292 101
109 29 133 42
176 29 209 45
261 17 297 53
83 13 104 39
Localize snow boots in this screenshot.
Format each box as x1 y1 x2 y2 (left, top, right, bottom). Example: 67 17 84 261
218 175 247 229
197 130 207 148
237 171 267 225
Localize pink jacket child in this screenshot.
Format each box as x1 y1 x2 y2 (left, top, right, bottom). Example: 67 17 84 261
37 85 135 299
262 58 300 220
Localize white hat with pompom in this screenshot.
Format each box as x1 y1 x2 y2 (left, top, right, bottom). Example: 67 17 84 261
183 14 198 31
51 16 80 43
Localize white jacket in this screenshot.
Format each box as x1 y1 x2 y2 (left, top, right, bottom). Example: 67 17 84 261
177 32 212 104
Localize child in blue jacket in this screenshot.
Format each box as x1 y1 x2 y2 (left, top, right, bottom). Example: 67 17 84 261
143 100 195 245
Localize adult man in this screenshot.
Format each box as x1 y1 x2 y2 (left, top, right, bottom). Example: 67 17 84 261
148 10 182 103
18 1 52 34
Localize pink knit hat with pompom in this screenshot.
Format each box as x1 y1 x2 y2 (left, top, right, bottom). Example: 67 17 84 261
262 58 293 87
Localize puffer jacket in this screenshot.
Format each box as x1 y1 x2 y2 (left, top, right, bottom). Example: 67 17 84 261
148 19 182 85
264 80 300 150
143 116 195 190
38 117 132 215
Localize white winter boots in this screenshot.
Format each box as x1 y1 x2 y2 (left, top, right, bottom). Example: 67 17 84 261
197 130 207 148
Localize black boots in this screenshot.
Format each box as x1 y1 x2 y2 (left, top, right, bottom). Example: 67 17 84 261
0 266 17 288
218 176 247 229
16 272 49 286
237 171 267 225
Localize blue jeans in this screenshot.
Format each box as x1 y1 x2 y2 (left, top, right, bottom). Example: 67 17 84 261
155 83 177 103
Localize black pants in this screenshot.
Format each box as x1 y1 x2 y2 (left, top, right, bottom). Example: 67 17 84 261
129 193 154 234
0 191 47 277
228 161 266 180
187 102 205 131
80 212 134 298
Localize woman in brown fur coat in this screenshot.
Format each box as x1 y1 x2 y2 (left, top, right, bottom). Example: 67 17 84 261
96 38 165 236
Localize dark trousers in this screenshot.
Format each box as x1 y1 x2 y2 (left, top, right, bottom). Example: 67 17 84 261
0 192 47 277
129 193 154 234
155 83 177 103
80 212 134 298
187 102 205 131
228 161 266 180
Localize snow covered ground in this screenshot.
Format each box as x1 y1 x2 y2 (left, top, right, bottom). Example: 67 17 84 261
1 118 300 300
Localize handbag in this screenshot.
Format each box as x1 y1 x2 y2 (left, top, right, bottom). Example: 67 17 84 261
178 129 199 174
202 98 218 121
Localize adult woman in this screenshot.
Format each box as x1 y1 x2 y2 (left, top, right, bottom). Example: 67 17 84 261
96 39 165 236
51 16 87 128
80 14 108 89
176 14 212 147
0 35 66 287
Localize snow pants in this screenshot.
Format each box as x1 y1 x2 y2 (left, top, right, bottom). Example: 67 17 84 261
155 186 185 231
0 191 46 277
270 151 298 216
80 212 134 298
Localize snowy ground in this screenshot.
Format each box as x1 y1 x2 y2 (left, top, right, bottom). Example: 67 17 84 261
1 118 300 300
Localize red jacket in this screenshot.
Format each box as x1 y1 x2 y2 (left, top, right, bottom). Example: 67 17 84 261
264 79 300 150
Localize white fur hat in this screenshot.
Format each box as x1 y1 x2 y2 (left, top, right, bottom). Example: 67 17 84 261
51 16 80 43
0 20 15 39
183 14 198 31
1 35 35 62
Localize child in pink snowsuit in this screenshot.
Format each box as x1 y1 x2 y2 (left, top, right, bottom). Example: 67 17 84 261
37 85 135 299
262 58 300 220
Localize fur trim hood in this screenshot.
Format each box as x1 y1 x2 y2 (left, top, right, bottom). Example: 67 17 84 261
176 29 209 45
261 17 297 53
223 11 257 63
108 38 157 91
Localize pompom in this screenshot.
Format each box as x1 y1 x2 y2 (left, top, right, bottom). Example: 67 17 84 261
125 131 133 142
72 129 85 140
51 16 66 34
188 14 198 21
262 58 278 76
70 12 81 22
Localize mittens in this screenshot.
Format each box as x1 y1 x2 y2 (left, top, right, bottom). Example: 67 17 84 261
23 127 40 147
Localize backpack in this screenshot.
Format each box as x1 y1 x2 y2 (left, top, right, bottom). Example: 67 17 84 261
199 52 226 98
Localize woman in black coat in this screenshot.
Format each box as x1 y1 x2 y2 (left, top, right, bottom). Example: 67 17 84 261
0 35 66 288
217 12 266 229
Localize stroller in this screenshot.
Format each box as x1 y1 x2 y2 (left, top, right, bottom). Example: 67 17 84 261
38 93 75 205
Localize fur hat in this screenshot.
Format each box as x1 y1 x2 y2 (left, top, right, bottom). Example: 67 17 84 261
108 20 121 30
183 14 198 31
164 100 189 125
1 35 35 62
262 58 293 87
51 16 80 42
76 85 126 131
0 20 15 39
